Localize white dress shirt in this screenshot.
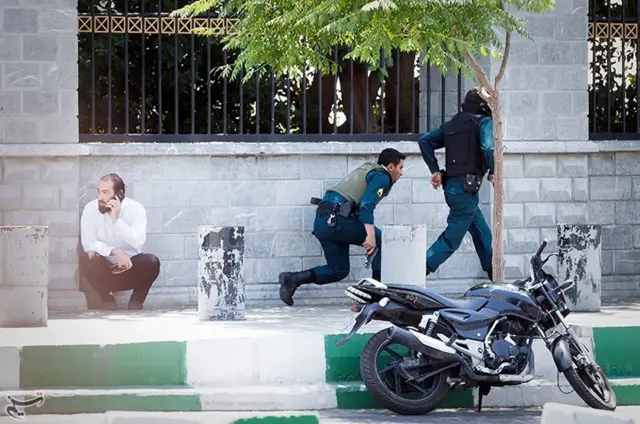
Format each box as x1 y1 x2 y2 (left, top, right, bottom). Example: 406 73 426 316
80 197 148 263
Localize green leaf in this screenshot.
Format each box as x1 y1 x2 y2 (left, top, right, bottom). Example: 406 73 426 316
171 0 553 84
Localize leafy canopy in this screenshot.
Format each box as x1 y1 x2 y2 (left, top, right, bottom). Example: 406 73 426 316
172 0 553 85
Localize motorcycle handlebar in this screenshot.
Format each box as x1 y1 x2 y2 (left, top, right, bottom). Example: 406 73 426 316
535 239 548 257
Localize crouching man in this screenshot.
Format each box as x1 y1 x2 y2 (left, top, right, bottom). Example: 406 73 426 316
278 148 405 306
79 173 160 310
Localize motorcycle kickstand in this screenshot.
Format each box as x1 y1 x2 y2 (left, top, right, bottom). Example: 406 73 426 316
477 385 490 412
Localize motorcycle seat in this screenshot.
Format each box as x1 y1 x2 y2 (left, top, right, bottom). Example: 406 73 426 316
386 284 487 311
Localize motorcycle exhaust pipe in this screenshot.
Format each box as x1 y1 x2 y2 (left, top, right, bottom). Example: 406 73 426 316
386 327 458 361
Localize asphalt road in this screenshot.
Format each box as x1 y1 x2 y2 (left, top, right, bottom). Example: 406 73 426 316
321 407 640 423
320 408 543 424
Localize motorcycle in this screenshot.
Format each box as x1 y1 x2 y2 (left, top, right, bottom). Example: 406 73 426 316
338 239 617 415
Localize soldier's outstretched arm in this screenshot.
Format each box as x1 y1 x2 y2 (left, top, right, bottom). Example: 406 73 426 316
418 126 445 174
478 117 495 178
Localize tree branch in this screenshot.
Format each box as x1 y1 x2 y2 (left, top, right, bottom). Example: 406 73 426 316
464 50 494 93
494 0 512 87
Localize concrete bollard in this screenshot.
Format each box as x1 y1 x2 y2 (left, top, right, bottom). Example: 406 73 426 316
557 223 602 312
197 225 246 321
381 225 427 287
0 226 49 328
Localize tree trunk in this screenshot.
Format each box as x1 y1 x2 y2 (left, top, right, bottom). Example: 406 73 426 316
490 90 505 283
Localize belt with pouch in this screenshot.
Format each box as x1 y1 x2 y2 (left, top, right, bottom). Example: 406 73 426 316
442 171 482 194
310 197 358 227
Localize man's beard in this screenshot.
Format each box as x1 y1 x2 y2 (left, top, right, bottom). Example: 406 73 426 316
98 202 111 214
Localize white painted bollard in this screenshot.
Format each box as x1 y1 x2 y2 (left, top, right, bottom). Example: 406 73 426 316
557 223 602 312
381 225 427 287
197 225 246 321
0 226 48 327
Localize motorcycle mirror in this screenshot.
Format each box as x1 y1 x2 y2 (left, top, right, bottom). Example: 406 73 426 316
559 279 574 291
556 279 575 296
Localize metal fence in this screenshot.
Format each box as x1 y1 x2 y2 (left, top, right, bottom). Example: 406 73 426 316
588 0 640 140
77 0 465 143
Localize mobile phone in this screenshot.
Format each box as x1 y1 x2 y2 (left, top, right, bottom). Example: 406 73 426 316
115 190 124 201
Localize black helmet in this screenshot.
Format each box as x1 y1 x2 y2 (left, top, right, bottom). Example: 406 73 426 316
464 88 487 106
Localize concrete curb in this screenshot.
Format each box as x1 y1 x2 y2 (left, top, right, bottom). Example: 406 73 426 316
541 402 638 424
105 411 321 424
0 411 320 424
1 327 638 414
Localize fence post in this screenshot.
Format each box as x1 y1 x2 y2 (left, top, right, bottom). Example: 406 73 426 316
557 224 602 312
381 225 427 287
197 226 246 321
0 226 49 328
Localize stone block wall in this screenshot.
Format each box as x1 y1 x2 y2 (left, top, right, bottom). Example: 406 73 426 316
0 0 638 312
77 148 492 307
587 152 640 297
501 153 589 279
499 0 589 144
0 0 85 310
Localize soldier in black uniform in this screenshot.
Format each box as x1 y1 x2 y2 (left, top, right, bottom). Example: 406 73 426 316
277 148 406 306
418 88 495 281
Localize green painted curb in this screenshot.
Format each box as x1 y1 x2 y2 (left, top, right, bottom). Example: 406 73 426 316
25 394 201 415
592 327 640 378
612 380 640 406
19 341 187 389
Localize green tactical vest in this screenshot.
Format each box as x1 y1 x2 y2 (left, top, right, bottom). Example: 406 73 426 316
328 162 395 205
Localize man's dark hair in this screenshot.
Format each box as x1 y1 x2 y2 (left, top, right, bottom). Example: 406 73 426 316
100 173 126 197
377 148 406 166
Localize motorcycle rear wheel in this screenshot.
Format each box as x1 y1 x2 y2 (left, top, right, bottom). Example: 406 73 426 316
360 329 452 415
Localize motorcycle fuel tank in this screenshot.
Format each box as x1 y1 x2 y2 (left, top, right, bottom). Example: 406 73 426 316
463 282 543 322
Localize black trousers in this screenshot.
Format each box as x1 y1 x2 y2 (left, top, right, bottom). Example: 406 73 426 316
77 241 161 304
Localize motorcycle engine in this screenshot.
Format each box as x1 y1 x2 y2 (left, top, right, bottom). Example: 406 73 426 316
484 326 530 373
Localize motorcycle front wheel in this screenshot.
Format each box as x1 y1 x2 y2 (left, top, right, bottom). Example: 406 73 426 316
359 329 452 415
563 341 617 410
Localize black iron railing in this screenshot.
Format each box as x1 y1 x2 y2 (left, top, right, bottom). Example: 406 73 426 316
588 0 640 140
77 0 465 143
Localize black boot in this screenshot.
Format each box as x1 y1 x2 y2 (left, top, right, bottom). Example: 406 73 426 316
279 269 316 306
372 270 381 281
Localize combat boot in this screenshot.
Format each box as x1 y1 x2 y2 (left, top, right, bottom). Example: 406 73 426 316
279 269 316 306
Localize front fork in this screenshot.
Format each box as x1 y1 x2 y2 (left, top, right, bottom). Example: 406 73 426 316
536 310 597 372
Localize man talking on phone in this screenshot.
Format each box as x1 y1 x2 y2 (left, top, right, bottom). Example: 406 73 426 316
78 173 160 310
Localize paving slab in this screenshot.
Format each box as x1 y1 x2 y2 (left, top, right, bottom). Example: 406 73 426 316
0 306 385 346
1 296 638 347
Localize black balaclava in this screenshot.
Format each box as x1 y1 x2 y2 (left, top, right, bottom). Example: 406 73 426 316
461 88 492 117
